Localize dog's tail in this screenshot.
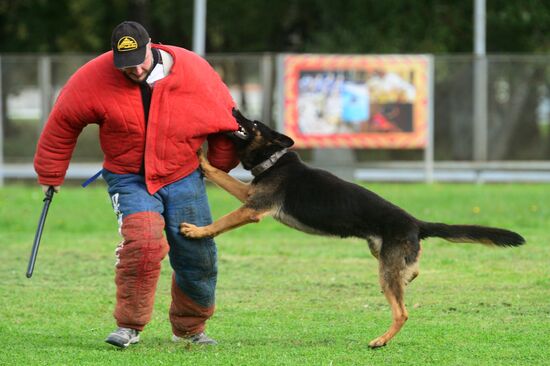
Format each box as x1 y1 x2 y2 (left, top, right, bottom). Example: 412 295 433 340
418 221 525 247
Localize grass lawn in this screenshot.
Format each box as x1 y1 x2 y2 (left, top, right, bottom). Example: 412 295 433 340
0 182 549 365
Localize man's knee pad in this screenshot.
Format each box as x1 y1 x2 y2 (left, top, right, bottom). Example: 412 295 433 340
116 211 169 269
114 212 169 329
170 273 215 336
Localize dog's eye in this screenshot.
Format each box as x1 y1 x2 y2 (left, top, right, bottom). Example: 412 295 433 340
253 122 258 128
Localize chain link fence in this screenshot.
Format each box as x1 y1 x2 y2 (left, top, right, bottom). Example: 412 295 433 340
1 53 549 184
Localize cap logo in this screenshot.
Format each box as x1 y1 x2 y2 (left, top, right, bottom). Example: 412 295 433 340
117 36 138 51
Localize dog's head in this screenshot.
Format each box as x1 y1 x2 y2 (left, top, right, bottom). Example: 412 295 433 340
228 109 294 170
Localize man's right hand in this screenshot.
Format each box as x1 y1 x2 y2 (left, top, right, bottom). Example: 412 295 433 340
41 185 60 194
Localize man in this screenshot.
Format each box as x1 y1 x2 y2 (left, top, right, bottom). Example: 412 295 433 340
34 21 239 348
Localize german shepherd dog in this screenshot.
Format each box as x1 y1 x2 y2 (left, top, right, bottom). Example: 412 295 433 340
180 110 525 348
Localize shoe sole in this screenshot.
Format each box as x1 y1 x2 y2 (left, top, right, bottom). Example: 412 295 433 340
172 335 217 346
105 336 140 348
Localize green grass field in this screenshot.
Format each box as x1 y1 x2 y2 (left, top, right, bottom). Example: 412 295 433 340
1 183 549 365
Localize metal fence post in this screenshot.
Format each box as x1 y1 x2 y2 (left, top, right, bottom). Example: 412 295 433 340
424 55 435 183
193 0 207 56
275 54 285 133
38 55 52 129
473 0 488 162
260 53 274 125
0 55 4 187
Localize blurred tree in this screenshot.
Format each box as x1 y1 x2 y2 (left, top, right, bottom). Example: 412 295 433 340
488 0 550 53
1 0 550 159
1 0 550 53
0 0 127 52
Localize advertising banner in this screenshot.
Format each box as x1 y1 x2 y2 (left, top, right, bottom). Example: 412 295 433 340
281 54 432 149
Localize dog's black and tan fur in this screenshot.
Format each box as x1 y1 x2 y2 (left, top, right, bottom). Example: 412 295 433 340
180 110 525 348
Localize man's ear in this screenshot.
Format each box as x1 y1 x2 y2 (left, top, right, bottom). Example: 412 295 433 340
274 132 294 148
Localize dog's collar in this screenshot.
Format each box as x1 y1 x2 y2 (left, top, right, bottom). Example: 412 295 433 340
251 149 288 177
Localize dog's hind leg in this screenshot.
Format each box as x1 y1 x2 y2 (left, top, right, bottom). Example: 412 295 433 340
368 263 408 348
368 239 420 348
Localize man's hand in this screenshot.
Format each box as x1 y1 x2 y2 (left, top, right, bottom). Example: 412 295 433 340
41 185 60 194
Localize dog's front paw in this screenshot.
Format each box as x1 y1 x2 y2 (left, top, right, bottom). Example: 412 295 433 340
179 222 209 239
197 149 216 176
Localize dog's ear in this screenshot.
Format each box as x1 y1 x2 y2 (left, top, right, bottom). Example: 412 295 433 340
274 132 294 148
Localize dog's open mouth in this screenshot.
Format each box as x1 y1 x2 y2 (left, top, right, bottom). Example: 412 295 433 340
234 125 249 140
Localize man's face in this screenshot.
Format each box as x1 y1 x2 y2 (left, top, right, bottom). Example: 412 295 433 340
119 43 153 83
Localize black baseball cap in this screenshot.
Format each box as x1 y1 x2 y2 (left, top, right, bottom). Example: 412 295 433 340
111 21 150 68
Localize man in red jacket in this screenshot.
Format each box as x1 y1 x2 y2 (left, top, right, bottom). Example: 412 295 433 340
34 21 239 348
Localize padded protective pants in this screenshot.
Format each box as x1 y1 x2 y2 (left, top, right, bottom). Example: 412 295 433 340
103 169 217 336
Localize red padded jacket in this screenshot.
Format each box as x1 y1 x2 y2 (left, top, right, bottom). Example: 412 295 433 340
34 44 239 194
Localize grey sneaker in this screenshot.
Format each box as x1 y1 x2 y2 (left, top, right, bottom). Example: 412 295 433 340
105 327 140 348
172 332 218 345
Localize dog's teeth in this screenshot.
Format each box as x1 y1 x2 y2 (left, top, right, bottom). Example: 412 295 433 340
237 126 247 135
234 127 248 139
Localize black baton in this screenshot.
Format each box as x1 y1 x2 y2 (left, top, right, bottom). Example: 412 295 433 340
26 186 55 278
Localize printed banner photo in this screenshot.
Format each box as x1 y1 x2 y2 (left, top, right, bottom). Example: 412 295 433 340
281 54 432 149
